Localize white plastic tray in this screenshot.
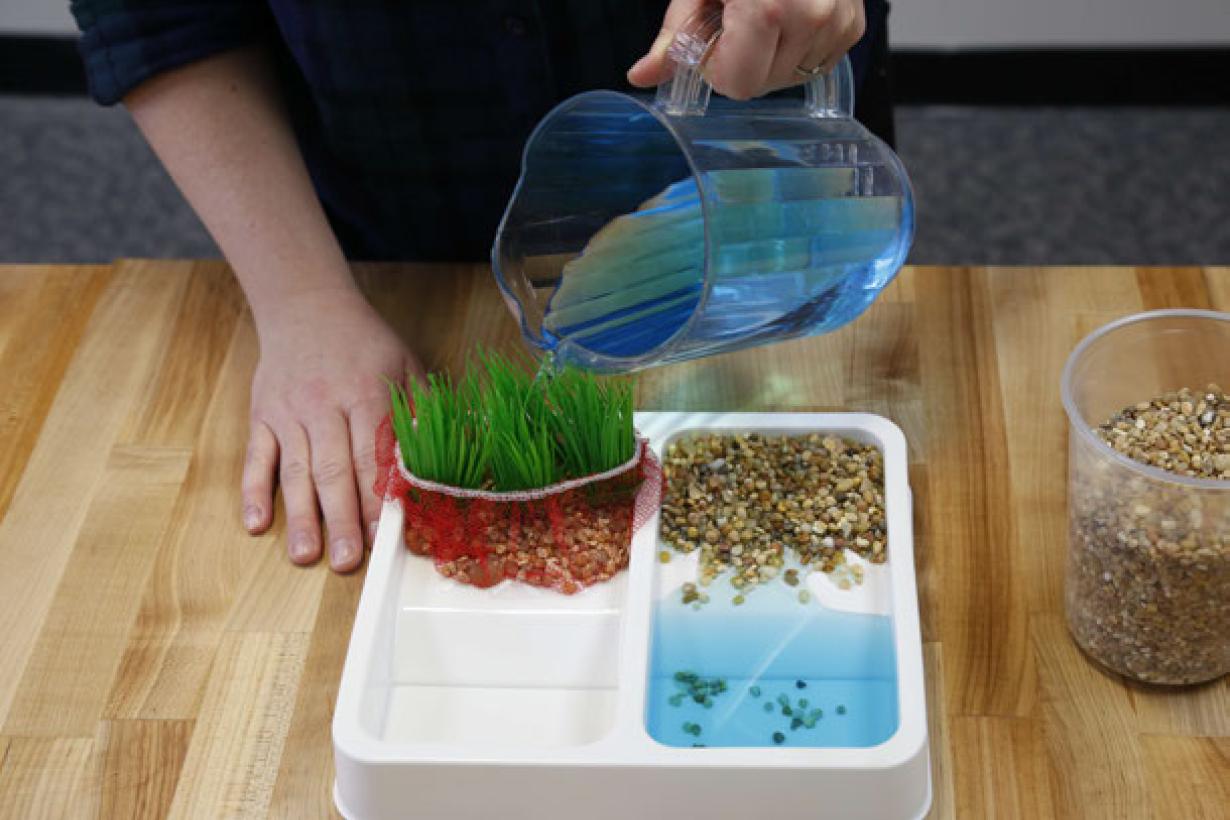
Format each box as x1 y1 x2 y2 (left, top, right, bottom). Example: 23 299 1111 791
334 412 930 819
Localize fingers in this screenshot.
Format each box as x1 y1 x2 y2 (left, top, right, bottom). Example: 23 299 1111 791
349 399 387 548
278 422 323 566
798 0 864 77
630 0 865 99
350 362 426 547
307 411 365 572
706 0 781 100
241 420 278 534
406 355 429 387
763 2 835 90
627 0 706 87
767 0 865 91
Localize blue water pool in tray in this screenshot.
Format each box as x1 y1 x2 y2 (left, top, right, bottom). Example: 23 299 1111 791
645 580 898 749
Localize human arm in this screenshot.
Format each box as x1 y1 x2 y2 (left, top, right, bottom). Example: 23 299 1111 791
124 47 423 571
627 0 865 100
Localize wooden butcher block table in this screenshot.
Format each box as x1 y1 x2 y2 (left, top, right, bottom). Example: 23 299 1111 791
0 261 1226 819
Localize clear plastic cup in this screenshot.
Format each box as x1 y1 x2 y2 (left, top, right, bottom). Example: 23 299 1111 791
1061 309 1230 685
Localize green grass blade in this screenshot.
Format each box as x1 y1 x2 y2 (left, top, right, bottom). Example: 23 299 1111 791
387 345 634 492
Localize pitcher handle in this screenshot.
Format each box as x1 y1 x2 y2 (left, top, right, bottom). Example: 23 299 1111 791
654 0 854 119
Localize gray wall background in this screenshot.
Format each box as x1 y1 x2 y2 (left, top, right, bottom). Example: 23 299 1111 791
2 2 1228 266
5 0 1230 45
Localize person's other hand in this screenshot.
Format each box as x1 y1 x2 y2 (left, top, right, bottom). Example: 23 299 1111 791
628 0 864 100
242 285 424 572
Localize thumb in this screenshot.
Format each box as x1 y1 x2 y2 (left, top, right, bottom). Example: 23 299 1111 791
627 0 707 87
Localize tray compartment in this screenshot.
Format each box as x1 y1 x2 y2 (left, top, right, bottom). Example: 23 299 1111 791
643 423 901 749
646 588 898 748
383 550 628 748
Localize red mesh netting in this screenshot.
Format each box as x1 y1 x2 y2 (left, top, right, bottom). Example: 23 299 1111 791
374 416 661 594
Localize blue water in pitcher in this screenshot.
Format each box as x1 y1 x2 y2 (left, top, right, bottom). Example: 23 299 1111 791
493 11 913 373
539 169 911 361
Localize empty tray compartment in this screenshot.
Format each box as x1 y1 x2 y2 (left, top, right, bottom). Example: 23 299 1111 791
385 557 626 748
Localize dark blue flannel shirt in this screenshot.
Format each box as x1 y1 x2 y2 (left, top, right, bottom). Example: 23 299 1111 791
72 0 888 262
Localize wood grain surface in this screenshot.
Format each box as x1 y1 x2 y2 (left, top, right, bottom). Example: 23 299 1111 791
0 261 1226 819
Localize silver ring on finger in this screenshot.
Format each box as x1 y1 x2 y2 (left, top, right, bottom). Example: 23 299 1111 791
794 59 828 77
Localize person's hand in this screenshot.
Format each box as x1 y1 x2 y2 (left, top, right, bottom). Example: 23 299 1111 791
628 0 865 100
242 285 424 572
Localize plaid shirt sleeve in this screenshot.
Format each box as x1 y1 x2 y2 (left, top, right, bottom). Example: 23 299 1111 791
70 0 273 105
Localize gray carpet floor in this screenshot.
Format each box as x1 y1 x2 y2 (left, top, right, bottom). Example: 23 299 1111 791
2 95 1228 265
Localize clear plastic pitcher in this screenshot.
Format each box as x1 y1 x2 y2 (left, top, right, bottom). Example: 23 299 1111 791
492 3 914 372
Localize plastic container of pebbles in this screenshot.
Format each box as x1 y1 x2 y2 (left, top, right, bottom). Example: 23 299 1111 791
1062 309 1230 685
